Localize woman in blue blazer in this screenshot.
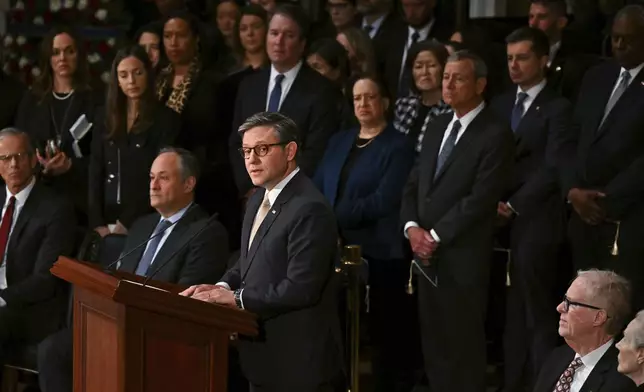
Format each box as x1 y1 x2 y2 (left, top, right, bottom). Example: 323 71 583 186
314 75 415 392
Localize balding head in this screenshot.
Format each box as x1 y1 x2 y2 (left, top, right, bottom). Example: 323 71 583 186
612 5 644 69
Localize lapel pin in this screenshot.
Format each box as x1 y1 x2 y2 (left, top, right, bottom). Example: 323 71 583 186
536 106 540 111
272 210 276 214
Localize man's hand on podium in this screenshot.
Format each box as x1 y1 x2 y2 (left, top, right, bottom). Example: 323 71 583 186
179 284 236 307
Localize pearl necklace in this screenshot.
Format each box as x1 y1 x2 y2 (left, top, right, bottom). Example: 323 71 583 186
52 90 74 100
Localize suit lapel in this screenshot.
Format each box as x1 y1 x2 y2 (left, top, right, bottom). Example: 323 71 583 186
579 345 616 392
595 68 644 139
145 212 195 278
241 193 263 260
432 111 484 183
588 66 622 138
119 215 158 273
254 68 271 112
6 181 41 263
279 66 308 114
542 348 575 392
515 88 549 139
421 115 450 196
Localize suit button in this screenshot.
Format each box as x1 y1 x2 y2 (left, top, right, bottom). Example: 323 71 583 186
107 179 111 183
109 174 115 179
135 143 141 148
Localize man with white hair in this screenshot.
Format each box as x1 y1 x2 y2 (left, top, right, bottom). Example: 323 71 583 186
533 269 638 392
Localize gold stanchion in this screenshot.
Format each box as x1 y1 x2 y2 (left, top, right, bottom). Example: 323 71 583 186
340 245 362 392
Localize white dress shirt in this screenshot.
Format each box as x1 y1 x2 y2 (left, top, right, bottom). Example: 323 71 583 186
569 339 614 392
265 61 303 111
608 62 644 98
0 177 36 306
516 78 547 116
362 13 387 39
398 20 435 83
139 203 193 268
404 102 486 242
218 167 301 308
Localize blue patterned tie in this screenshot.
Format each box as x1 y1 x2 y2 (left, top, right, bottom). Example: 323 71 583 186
511 92 528 132
135 219 172 276
267 74 285 112
434 120 461 178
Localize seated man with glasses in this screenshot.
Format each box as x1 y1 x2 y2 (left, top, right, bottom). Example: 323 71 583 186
0 128 76 382
533 269 638 392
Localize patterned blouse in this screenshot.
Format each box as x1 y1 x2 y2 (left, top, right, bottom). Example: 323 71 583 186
394 94 452 153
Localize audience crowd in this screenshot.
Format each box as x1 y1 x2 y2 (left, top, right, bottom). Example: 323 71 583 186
1 0 644 391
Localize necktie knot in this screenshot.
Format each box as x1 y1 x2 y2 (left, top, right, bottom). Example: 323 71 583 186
275 74 285 85
569 357 583 370
621 70 631 86
411 31 420 44
363 24 373 35
156 219 172 233
517 92 528 105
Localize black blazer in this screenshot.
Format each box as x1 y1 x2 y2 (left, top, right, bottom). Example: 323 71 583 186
15 89 102 217
490 86 573 218
562 61 644 220
534 344 638 392
548 39 602 103
0 72 25 129
117 204 229 285
0 181 76 336
88 103 181 229
229 64 341 196
220 172 342 388
400 107 514 284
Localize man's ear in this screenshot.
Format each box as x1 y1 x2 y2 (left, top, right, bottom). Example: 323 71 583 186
184 176 196 193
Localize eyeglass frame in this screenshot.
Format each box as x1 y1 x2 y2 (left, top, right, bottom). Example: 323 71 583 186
238 142 291 159
562 295 603 313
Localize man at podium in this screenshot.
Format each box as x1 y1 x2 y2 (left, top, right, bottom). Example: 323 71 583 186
182 112 343 392
37 147 230 392
0 128 77 384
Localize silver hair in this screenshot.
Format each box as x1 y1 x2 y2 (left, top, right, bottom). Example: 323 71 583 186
238 112 300 146
576 269 632 336
447 50 488 79
625 310 644 348
0 127 35 155
157 147 200 181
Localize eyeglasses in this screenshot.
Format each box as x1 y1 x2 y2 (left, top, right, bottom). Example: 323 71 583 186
238 143 288 159
0 152 29 163
562 295 602 313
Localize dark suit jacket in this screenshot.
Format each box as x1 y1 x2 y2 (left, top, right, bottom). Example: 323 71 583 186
548 39 602 103
400 107 514 285
313 125 414 260
379 19 452 101
88 103 181 229
0 181 76 337
117 204 229 285
562 61 644 221
490 86 573 219
220 172 342 388
229 64 341 196
0 72 25 130
371 11 405 57
15 89 102 218
534 344 638 392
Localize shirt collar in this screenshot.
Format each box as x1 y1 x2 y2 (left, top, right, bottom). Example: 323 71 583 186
5 177 36 208
451 101 485 128
517 78 547 100
621 62 644 82
270 61 303 82
575 339 614 369
265 167 300 206
160 202 193 223
408 18 435 42
362 13 387 32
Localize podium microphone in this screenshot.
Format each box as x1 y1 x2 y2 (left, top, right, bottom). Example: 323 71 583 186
142 213 220 287
103 204 196 272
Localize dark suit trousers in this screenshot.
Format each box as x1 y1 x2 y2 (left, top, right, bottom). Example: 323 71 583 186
37 328 73 392
569 210 644 312
503 214 564 392
417 259 489 392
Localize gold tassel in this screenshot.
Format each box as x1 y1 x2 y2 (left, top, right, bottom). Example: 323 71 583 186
611 221 621 257
406 261 414 295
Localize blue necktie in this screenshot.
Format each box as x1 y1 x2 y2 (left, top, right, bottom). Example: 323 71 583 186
267 74 285 112
434 120 461 178
135 219 172 276
511 92 528 132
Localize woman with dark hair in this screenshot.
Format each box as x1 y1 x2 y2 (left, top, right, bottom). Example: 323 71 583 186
89 45 181 236
314 75 415 392
394 41 452 153
157 10 241 247
134 21 166 72
210 0 241 49
15 25 101 223
231 4 268 71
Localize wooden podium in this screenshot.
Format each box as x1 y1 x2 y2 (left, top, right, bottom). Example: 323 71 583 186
51 257 258 392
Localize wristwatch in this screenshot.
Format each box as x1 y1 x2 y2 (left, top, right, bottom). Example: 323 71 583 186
233 289 243 309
